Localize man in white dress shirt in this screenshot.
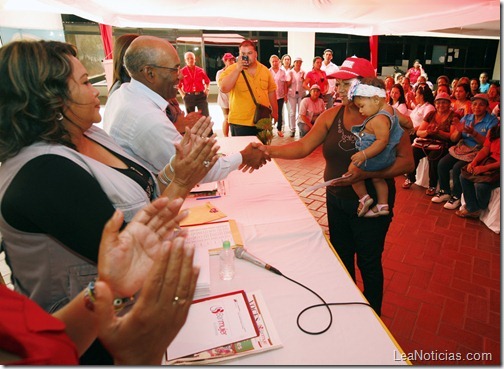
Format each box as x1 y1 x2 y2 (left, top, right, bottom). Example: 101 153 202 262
104 36 268 182
320 49 339 109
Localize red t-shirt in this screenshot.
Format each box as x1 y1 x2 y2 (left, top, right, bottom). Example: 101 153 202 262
305 70 329 95
0 286 79 365
484 136 500 162
178 66 211 93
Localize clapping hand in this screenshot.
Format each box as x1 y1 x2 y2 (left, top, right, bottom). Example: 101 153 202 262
453 116 465 133
97 197 189 298
426 123 438 135
170 116 220 190
463 124 475 136
94 236 199 365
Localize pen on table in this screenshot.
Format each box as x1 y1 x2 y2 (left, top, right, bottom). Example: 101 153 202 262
196 195 221 200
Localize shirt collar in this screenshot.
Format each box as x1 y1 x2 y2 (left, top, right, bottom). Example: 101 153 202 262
128 78 169 112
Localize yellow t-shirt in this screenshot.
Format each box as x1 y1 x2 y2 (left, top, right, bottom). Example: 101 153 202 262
219 62 277 127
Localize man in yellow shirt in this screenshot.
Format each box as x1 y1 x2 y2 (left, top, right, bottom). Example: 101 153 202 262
219 40 278 136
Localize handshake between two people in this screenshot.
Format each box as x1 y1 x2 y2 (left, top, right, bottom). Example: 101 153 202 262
239 141 272 173
172 116 273 178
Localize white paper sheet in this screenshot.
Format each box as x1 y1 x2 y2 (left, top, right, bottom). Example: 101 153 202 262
305 173 351 192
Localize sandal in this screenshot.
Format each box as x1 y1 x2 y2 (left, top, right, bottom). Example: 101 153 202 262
357 194 374 217
402 179 412 189
363 206 380 218
364 204 390 218
455 207 481 219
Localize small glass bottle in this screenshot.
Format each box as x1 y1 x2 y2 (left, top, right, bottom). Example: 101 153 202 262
219 240 235 280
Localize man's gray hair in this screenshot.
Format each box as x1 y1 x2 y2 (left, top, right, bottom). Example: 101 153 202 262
124 41 163 76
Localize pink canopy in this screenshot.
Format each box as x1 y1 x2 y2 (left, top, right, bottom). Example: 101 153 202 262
3 0 499 39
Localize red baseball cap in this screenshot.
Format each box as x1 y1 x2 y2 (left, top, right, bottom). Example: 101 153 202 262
222 53 236 61
329 57 376 80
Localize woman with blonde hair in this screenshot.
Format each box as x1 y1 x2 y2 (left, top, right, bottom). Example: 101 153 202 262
281 54 292 71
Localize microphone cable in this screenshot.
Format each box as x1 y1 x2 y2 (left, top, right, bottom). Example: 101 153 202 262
275 270 373 335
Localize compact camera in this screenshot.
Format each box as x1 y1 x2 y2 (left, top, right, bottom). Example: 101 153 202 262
242 55 249 61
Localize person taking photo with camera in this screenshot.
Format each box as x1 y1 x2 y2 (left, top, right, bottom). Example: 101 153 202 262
218 40 278 137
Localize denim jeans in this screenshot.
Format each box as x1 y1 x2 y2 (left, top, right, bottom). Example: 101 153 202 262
460 175 499 212
297 122 310 137
276 98 285 131
438 153 466 197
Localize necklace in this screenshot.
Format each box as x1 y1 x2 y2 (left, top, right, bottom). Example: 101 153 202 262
129 165 145 177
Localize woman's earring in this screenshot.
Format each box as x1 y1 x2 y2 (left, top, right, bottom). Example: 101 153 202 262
56 112 63 121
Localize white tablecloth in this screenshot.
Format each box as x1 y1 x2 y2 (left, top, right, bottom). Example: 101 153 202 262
181 137 408 365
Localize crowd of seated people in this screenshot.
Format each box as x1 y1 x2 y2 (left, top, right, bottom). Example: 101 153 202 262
242 55 500 226
392 69 500 225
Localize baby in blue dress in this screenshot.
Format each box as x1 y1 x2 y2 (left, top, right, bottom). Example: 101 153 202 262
349 78 404 217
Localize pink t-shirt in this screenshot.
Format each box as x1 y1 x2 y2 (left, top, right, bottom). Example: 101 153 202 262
407 67 421 85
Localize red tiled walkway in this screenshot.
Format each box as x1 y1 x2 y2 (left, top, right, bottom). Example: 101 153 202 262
272 135 500 365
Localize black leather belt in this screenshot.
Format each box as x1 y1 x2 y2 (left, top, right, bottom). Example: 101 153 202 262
187 92 203 95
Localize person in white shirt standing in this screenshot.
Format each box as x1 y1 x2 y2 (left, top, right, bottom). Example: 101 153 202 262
269 55 288 137
320 49 339 109
285 57 306 137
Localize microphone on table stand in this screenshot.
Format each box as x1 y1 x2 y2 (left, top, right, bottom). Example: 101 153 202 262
234 247 283 276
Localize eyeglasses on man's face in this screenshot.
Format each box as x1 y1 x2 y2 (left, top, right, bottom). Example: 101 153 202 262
145 64 180 73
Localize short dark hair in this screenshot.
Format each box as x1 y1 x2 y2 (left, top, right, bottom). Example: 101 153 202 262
489 123 500 141
416 84 435 105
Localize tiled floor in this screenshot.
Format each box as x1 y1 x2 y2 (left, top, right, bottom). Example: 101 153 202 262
271 132 500 365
